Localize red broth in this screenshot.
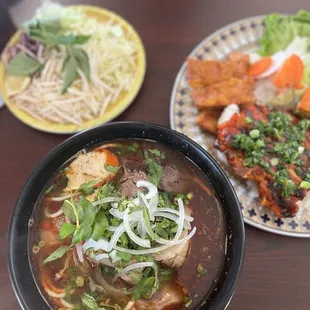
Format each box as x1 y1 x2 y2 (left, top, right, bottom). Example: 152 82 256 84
29 139 226 310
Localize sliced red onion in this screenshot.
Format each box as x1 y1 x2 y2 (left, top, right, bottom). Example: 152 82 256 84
75 243 84 263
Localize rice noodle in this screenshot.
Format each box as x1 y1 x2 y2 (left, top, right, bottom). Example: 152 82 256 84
50 193 74 201
44 208 63 218
61 298 74 309
44 288 65 298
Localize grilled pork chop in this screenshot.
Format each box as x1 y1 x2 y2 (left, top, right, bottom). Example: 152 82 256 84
217 104 310 217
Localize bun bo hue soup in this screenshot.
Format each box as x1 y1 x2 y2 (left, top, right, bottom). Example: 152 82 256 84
29 140 226 310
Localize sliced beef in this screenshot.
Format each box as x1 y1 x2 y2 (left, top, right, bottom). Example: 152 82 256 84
120 168 148 197
159 165 188 194
134 280 186 310
153 240 190 269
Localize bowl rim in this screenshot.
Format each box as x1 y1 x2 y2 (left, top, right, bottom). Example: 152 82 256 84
8 121 245 310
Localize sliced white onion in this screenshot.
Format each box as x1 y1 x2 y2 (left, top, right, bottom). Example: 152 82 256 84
107 225 119 232
148 193 159 215
83 238 110 252
75 243 84 263
45 208 63 218
137 220 147 238
114 227 196 254
123 209 150 248
109 250 122 263
113 262 154 282
174 198 185 241
50 193 74 201
138 193 155 220
157 208 194 222
94 253 110 261
136 180 158 199
93 197 120 206
109 208 124 219
111 202 119 208
154 211 191 229
154 212 178 222
108 223 126 251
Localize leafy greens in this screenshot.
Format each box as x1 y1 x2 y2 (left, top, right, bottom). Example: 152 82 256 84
260 10 310 56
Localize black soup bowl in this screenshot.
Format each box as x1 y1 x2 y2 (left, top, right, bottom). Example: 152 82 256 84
8 122 245 310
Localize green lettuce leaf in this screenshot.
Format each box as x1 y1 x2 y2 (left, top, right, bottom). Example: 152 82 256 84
260 10 310 56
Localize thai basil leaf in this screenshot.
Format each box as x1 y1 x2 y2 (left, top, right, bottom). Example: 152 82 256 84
42 245 71 265
7 52 43 76
59 223 76 240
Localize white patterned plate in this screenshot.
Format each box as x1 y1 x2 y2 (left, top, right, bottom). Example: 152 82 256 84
170 16 310 237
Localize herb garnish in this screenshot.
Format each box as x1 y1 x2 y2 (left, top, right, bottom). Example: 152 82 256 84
196 263 208 278
231 110 310 197
7 52 43 76
9 19 91 93
104 164 121 173
144 150 164 186
42 245 72 265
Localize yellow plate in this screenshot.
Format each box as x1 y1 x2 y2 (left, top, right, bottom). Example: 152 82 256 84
0 5 146 134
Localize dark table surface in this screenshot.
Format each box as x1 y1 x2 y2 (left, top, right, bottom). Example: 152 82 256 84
1 1 310 309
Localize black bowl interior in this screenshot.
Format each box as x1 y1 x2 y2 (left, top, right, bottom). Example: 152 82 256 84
8 122 245 310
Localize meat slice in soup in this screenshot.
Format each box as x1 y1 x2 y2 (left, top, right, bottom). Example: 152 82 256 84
29 140 226 310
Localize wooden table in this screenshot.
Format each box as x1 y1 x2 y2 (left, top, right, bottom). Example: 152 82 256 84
1 1 310 309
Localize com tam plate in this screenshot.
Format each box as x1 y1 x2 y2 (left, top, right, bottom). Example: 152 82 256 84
0 5 146 134
170 16 310 237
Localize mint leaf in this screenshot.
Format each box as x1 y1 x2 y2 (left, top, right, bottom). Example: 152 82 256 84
91 211 108 241
144 151 163 186
43 245 71 265
73 47 90 80
62 55 78 93
7 52 43 76
72 225 92 244
59 223 76 240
